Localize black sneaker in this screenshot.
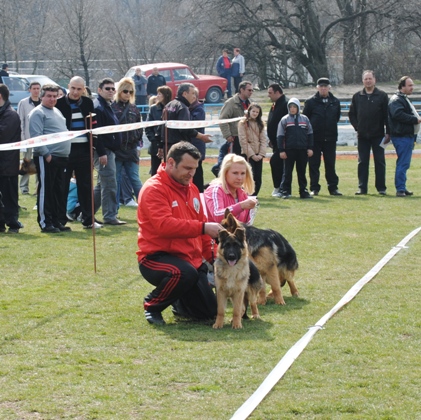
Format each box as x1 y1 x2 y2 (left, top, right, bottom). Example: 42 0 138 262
41 226 61 233
7 228 19 234
355 190 367 195
144 310 166 325
329 190 343 196
300 192 313 199
55 224 72 232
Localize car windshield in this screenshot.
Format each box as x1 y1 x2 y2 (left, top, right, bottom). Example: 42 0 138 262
23 75 58 87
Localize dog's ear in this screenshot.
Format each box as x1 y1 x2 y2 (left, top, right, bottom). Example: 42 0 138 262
227 213 240 230
218 229 229 242
224 208 231 218
234 227 246 242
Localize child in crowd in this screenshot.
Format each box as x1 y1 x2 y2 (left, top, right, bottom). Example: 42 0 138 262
277 98 314 199
238 103 266 196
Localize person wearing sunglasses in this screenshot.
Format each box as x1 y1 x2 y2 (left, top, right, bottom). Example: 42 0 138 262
112 78 143 209
93 78 126 225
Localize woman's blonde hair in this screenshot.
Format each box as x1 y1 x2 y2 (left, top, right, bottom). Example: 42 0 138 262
115 77 135 104
213 153 255 195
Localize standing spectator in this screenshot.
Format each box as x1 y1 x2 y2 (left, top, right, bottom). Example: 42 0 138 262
349 70 390 195
303 77 342 196
238 103 267 196
189 87 206 192
0 64 9 83
93 78 126 225
17 81 41 195
267 83 288 197
137 142 221 325
145 86 173 176
112 77 143 207
231 48 245 94
133 67 148 121
388 76 421 197
216 49 232 99
277 98 314 199
56 76 100 229
161 83 211 158
146 67 166 97
0 84 23 234
29 84 71 233
213 80 253 176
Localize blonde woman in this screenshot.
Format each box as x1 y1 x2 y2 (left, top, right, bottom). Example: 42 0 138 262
238 103 267 196
204 153 258 224
111 77 143 206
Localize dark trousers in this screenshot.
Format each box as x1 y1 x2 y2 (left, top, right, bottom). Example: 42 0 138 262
211 137 241 177
139 253 217 320
248 158 263 196
0 176 19 229
35 155 68 229
270 147 285 189
61 144 93 226
282 149 309 195
309 140 339 193
135 95 147 121
193 160 204 193
233 76 243 93
357 136 386 192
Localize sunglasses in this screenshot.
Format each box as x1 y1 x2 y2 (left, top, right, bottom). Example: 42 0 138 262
104 87 115 91
122 90 134 94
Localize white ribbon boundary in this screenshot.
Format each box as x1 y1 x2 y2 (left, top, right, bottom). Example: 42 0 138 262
0 117 244 151
230 226 421 420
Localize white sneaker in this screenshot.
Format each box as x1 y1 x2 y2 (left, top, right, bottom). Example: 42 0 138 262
83 222 103 229
33 204 37 210
271 188 282 198
124 199 138 207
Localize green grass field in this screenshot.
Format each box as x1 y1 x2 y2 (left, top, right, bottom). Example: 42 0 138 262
1 154 421 419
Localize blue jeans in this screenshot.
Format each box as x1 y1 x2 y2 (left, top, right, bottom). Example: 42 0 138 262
115 159 142 205
391 136 415 192
94 149 118 223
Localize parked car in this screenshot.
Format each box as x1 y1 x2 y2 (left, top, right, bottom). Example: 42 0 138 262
125 63 227 103
3 74 66 106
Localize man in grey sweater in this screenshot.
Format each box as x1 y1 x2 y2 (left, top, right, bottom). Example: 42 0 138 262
29 84 71 233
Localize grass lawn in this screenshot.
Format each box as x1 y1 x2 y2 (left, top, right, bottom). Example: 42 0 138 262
1 153 421 419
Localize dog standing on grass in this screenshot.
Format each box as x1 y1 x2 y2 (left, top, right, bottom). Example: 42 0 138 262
221 209 299 305
213 213 263 329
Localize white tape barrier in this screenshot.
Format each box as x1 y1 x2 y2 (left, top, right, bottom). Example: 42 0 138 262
231 226 421 420
0 117 243 151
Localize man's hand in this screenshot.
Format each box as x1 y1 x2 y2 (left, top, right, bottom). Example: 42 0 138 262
99 155 107 166
157 148 164 159
307 149 313 158
384 134 391 144
226 136 234 143
279 151 287 159
199 134 213 143
45 155 52 163
203 222 223 239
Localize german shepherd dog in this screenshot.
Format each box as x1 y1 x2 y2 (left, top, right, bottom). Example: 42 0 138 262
213 214 263 329
221 209 299 305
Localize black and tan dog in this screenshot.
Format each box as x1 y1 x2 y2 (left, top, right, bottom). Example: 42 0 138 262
213 214 263 329
221 209 299 306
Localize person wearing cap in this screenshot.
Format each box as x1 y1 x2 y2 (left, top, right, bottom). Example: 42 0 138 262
277 98 314 199
0 64 9 84
302 77 342 196
349 70 390 195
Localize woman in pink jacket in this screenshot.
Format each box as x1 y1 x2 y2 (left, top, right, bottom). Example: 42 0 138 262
204 153 258 224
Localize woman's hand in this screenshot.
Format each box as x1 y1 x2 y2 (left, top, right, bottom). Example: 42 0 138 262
240 197 258 210
251 154 263 162
279 151 287 160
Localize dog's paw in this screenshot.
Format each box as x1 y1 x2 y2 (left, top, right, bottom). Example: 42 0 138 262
213 322 224 329
257 297 267 305
251 313 261 319
275 298 286 305
232 322 243 329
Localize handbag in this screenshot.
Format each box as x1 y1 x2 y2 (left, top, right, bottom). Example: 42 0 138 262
19 158 37 175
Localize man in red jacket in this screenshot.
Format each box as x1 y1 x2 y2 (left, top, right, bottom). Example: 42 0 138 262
137 142 222 325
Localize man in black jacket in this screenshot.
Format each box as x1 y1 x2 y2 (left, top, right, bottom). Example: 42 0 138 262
56 76 100 228
267 83 288 197
0 84 23 233
388 76 421 197
161 83 211 158
93 78 126 225
303 77 342 196
147 67 166 97
349 70 390 195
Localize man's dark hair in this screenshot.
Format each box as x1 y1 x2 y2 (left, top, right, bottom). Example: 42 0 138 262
177 83 195 98
167 141 201 165
398 76 411 90
29 81 41 89
41 84 59 97
268 83 283 94
238 80 252 92
98 77 115 89
0 84 10 101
